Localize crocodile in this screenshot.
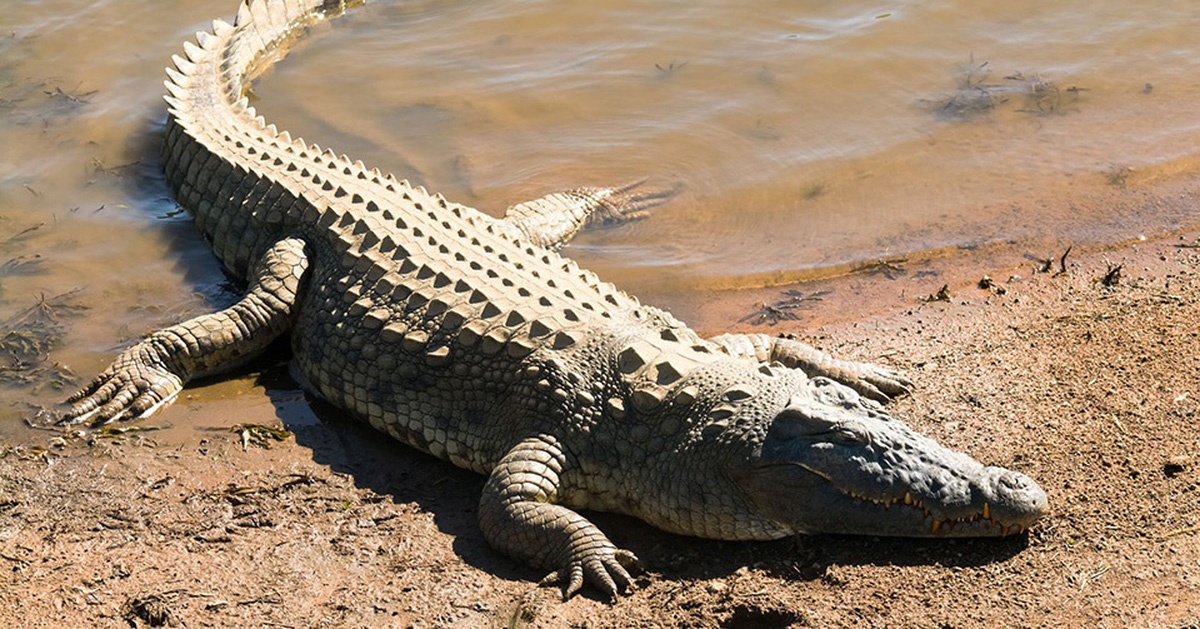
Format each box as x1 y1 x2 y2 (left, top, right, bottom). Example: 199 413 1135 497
59 0 1048 600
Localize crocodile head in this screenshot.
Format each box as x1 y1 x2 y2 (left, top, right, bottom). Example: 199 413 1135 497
722 375 1047 538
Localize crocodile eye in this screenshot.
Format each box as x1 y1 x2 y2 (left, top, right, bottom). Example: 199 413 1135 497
828 425 867 446
773 403 839 439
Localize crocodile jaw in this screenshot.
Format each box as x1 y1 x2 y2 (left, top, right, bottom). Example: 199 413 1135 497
739 462 1047 537
729 379 1048 538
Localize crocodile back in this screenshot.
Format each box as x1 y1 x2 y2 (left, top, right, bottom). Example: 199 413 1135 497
159 0 716 469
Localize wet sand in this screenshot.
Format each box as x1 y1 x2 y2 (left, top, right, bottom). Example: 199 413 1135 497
3 215 1199 627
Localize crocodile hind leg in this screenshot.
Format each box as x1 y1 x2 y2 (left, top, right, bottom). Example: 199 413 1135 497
479 434 640 600
708 332 912 403
59 237 311 426
502 180 678 250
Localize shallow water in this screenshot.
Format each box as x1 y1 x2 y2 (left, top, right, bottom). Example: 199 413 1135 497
2 0 1199 429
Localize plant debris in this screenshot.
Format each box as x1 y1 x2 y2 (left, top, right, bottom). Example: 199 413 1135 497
88 156 141 180
1004 71 1087 114
0 253 44 278
120 594 177 628
232 423 292 450
928 57 1086 121
856 257 908 280
1028 246 1072 275
94 424 165 438
1104 165 1134 188
654 60 688 78
739 289 831 326
922 284 952 303
929 57 1005 120
1101 262 1123 287
0 444 53 463
0 290 85 390
977 275 1007 295
44 84 97 105
1 222 45 247
1055 245 1073 277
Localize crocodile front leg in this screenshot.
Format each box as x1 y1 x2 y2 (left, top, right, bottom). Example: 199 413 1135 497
479 435 640 600
708 332 912 402
60 237 310 425
503 180 676 250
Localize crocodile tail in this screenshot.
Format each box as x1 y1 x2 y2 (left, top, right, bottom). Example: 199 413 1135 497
160 0 357 279
163 0 346 134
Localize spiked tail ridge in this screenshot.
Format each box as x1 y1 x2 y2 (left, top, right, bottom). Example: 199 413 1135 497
163 0 352 110
162 0 358 152
160 0 387 280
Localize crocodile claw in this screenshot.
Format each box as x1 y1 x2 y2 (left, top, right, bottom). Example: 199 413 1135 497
59 342 183 426
540 547 640 601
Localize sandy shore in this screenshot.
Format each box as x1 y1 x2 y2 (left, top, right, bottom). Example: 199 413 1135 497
3 221 1200 627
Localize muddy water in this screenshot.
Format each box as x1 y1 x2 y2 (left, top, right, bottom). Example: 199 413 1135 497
2 0 1199 432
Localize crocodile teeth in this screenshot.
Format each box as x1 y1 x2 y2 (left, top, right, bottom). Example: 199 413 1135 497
982 502 991 521
930 520 943 535
904 492 914 505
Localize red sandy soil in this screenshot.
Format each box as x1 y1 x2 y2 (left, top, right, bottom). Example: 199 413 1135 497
2 230 1200 628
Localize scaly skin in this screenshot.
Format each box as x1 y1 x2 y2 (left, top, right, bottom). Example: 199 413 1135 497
59 0 1048 600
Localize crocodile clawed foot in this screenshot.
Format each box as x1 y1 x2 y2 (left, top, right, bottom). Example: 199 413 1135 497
582 179 683 226
58 344 184 427
848 363 913 404
763 335 914 404
540 548 641 601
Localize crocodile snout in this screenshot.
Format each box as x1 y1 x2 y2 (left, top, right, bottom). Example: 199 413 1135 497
975 466 1049 530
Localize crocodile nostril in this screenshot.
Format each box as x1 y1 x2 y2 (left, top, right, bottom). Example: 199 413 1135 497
980 467 1049 521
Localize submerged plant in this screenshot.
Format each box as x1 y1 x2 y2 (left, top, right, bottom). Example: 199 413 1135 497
926 57 1085 121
